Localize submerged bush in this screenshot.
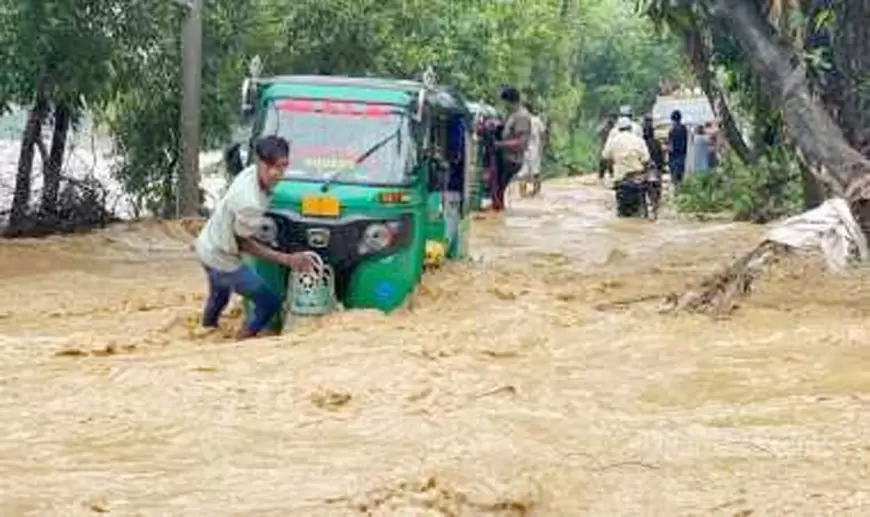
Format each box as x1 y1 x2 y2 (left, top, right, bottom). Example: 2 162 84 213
675 148 803 223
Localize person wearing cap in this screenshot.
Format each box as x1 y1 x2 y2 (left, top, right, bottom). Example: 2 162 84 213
492 86 532 211
607 105 643 141
602 116 650 179
602 116 652 217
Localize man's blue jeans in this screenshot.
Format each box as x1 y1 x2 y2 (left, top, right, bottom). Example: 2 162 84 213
202 264 281 334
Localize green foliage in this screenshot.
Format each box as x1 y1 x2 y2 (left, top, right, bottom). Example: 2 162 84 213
556 120 601 175
226 0 687 175
2 0 690 223
676 148 803 222
105 0 253 216
574 0 688 118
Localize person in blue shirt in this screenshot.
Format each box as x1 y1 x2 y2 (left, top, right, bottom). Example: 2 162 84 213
667 110 688 190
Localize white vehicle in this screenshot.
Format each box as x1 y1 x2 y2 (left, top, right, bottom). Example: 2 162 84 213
651 92 716 174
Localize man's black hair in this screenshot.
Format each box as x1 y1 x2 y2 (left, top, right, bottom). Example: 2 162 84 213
670 110 682 122
500 86 521 104
254 135 290 165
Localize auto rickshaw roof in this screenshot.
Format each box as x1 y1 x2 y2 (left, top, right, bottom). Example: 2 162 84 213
257 75 472 120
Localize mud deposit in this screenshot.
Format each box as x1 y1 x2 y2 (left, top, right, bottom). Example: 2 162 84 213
2 176 870 516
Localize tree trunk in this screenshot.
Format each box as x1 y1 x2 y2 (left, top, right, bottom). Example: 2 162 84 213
6 97 48 236
40 103 71 220
799 159 827 209
831 0 870 148
682 26 754 163
707 0 870 201
160 159 179 219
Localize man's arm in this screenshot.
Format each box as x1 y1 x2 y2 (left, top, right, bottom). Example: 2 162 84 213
233 206 287 265
633 122 643 138
538 119 548 151
676 126 689 154
498 115 531 150
238 236 286 264
601 135 614 161
638 136 651 164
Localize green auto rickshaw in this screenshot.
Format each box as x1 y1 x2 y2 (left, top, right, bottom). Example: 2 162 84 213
224 66 475 330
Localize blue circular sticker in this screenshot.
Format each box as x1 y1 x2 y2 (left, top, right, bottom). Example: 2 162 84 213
374 281 395 302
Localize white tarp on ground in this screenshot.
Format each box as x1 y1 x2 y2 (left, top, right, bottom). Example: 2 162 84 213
765 198 869 272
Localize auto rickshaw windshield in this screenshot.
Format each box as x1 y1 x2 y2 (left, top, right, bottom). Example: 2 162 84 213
261 99 416 185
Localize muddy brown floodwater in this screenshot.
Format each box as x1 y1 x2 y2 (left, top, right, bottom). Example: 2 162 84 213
3 176 870 517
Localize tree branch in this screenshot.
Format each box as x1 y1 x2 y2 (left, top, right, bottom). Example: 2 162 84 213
707 0 870 201
682 26 754 163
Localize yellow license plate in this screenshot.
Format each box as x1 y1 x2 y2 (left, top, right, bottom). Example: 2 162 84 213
301 195 340 217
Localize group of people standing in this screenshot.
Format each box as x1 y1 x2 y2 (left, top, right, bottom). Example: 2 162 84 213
598 105 721 219
665 111 722 184
480 87 547 212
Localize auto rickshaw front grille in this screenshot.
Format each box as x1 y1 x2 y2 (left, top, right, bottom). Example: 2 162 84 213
264 212 411 269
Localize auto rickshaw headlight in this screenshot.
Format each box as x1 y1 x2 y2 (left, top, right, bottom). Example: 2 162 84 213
359 222 398 254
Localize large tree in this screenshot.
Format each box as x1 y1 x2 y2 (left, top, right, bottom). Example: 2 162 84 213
642 0 870 212
0 0 159 235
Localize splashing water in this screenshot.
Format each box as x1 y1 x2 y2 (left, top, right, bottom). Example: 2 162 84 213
2 176 870 516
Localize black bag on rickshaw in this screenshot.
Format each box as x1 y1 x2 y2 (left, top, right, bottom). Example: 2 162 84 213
614 177 647 218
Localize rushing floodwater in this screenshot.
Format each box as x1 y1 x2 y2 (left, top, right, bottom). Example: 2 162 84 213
0 113 227 219
2 176 870 516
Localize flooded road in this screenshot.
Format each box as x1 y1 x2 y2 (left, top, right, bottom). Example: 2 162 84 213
3 176 870 516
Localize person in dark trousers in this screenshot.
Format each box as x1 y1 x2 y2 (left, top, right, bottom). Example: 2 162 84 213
642 115 664 220
492 86 531 211
195 135 315 340
477 114 503 206
667 110 689 190
642 115 663 171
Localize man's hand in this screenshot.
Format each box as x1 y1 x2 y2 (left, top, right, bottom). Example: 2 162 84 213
280 252 317 271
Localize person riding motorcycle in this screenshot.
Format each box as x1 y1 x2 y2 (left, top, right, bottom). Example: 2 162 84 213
602 116 653 219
